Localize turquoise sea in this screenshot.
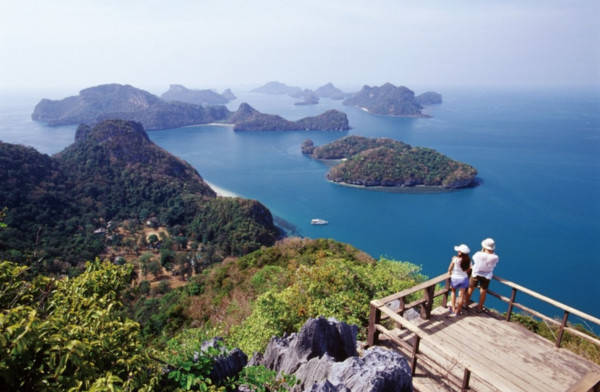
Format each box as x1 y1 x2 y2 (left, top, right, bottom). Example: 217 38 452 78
1 87 599 324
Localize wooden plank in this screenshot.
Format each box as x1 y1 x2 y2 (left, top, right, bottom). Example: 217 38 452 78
367 303 381 346
493 276 600 326
378 305 532 392
417 311 561 392
566 371 600 392
378 273 449 304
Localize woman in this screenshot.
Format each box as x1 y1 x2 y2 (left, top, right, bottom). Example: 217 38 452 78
447 244 471 316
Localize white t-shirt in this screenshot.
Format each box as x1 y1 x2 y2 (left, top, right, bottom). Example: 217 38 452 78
451 256 469 280
472 251 499 280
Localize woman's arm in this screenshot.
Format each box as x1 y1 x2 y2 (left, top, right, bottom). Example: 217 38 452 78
448 259 454 274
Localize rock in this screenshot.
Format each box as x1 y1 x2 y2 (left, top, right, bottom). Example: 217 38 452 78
301 139 315 155
326 347 412 392
258 317 358 375
255 317 412 392
200 337 248 385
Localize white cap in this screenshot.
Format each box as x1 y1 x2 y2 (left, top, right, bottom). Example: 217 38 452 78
454 244 470 254
481 238 496 251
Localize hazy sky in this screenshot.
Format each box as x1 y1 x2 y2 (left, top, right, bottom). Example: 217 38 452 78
1 0 599 92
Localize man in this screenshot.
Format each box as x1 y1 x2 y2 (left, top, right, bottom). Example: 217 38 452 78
467 238 499 312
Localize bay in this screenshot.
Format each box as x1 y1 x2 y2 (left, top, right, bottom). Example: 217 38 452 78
1 87 598 323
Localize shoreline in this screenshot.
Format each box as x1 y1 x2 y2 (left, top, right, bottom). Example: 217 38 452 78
183 122 234 128
205 181 239 197
327 179 457 194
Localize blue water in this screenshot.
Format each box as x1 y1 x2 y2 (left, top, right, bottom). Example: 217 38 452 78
1 88 599 323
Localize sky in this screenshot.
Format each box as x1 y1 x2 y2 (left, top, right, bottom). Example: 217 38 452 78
1 0 599 93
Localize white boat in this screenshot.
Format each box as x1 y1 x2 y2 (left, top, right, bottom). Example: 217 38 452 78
311 218 328 225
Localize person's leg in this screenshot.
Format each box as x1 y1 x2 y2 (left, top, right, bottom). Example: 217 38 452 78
450 288 456 313
478 288 487 311
466 277 476 307
457 287 466 314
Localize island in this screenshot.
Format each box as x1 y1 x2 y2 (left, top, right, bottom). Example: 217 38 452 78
221 88 237 101
303 135 478 189
342 83 426 117
293 89 320 105
314 82 349 100
416 91 443 105
160 84 236 105
250 81 303 96
31 83 351 132
0 119 280 268
231 104 349 131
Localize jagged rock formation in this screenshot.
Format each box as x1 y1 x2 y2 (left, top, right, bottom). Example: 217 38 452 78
415 91 442 105
250 317 412 392
161 84 234 105
251 81 303 96
32 84 230 130
315 83 349 100
200 338 248 384
306 136 478 189
342 83 425 117
232 104 349 132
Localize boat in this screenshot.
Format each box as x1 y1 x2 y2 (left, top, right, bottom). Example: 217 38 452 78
311 218 328 225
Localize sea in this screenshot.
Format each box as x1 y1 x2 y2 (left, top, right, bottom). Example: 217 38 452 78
1 87 599 327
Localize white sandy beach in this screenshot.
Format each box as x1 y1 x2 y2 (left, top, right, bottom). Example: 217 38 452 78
205 181 239 197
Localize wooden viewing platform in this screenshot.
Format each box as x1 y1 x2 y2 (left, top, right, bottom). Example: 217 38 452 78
367 273 600 392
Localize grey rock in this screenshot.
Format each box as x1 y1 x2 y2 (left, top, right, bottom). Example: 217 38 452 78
199 337 248 385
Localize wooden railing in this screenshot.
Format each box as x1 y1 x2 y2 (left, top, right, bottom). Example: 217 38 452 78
488 275 600 348
367 272 600 392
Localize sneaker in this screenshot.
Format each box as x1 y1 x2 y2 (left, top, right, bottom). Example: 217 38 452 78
448 312 457 318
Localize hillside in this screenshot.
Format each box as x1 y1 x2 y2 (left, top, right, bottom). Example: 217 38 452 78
160 84 235 105
315 82 349 100
305 136 478 189
32 83 229 130
0 120 279 271
250 81 303 96
232 105 350 131
342 83 425 117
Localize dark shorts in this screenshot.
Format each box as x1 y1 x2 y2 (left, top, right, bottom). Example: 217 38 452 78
469 275 490 290
451 277 469 290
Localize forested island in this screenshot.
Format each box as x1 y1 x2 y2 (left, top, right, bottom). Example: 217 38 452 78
304 135 478 189
160 84 236 105
252 81 351 103
0 119 279 272
232 103 349 131
342 83 442 117
31 83 349 131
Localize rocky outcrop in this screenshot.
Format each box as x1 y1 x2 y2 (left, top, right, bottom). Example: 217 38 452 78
315 83 349 100
250 317 412 392
232 105 349 132
294 89 320 105
161 84 234 105
200 338 248 384
251 81 303 96
32 83 230 130
342 83 425 117
415 91 442 105
301 139 315 155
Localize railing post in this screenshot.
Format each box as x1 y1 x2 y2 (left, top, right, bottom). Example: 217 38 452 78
411 335 421 376
398 297 406 330
506 288 517 321
442 277 450 308
420 285 435 320
367 300 382 347
556 310 569 348
461 368 471 391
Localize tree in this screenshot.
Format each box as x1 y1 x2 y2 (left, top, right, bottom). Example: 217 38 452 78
0 260 157 391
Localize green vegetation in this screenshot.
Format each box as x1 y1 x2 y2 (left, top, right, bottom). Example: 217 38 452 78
0 120 278 272
308 136 477 189
342 83 424 116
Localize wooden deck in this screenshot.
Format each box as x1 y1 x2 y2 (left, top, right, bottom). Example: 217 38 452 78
381 304 600 392
367 273 600 391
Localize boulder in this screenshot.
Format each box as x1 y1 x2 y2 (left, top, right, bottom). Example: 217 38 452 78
200 337 248 385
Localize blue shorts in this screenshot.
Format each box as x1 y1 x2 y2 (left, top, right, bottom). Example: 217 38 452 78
451 277 469 290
